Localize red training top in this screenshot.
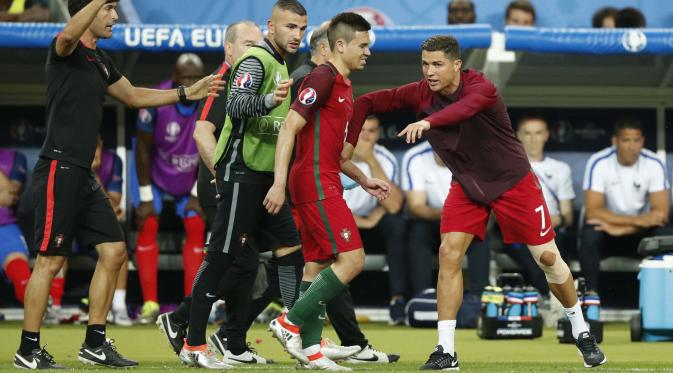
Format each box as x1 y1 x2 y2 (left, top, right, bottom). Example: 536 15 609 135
289 62 354 204
350 69 530 205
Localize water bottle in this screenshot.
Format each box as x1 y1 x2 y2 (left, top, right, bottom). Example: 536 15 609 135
584 291 601 321
523 286 539 317
506 286 523 317
481 286 497 317
501 285 512 316
481 286 504 318
493 286 504 317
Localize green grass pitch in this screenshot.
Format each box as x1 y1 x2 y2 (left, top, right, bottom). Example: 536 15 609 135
1 322 671 371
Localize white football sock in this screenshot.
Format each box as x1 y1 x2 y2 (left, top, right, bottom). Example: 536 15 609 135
437 320 457 355
112 289 126 311
564 301 589 339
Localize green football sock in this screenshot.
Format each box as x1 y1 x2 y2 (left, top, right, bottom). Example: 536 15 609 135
295 281 325 348
287 267 344 328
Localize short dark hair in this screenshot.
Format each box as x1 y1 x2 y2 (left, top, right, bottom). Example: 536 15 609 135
615 7 646 28
517 113 548 130
506 0 536 23
448 0 475 11
421 35 461 60
68 0 116 17
613 117 643 137
272 0 307 16
592 7 618 28
309 25 329 54
327 12 371 50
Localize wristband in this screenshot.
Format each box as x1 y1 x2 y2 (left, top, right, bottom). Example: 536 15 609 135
177 85 189 105
139 185 154 202
191 180 198 198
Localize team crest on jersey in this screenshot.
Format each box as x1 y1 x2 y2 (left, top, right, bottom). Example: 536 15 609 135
236 73 254 88
340 228 351 243
299 87 317 105
138 109 153 124
165 121 181 142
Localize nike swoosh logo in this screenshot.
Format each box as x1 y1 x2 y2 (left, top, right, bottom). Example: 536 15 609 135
16 354 37 369
350 355 379 362
165 318 178 339
318 315 326 320
26 337 38 341
229 357 257 364
94 330 105 335
206 293 216 298
540 226 552 236
85 349 106 361
338 97 345 103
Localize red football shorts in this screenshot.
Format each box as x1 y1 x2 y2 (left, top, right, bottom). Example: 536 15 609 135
294 197 363 262
440 171 556 245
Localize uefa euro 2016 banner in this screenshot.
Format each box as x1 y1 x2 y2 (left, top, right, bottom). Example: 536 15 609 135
506 27 673 55
1 23 673 55
0 23 492 52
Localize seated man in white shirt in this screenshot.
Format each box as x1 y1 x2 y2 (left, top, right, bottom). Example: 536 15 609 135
343 115 405 324
502 115 575 294
402 141 490 304
580 118 671 292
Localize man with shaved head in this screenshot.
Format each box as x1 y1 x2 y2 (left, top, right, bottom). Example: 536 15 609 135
290 21 330 99
180 1 308 368
156 20 277 366
132 53 208 325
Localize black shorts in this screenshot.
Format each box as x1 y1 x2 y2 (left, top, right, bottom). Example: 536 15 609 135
32 158 124 256
208 181 300 257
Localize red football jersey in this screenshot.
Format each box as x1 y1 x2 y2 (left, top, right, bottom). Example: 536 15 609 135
289 62 354 204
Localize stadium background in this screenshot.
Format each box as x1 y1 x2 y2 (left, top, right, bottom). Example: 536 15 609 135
0 0 672 321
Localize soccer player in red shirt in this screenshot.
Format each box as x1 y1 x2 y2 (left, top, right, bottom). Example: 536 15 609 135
264 12 390 370
351 36 606 370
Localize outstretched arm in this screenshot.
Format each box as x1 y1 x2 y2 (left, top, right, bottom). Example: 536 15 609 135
108 75 224 109
226 57 292 119
348 82 421 146
425 80 498 128
398 79 499 143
